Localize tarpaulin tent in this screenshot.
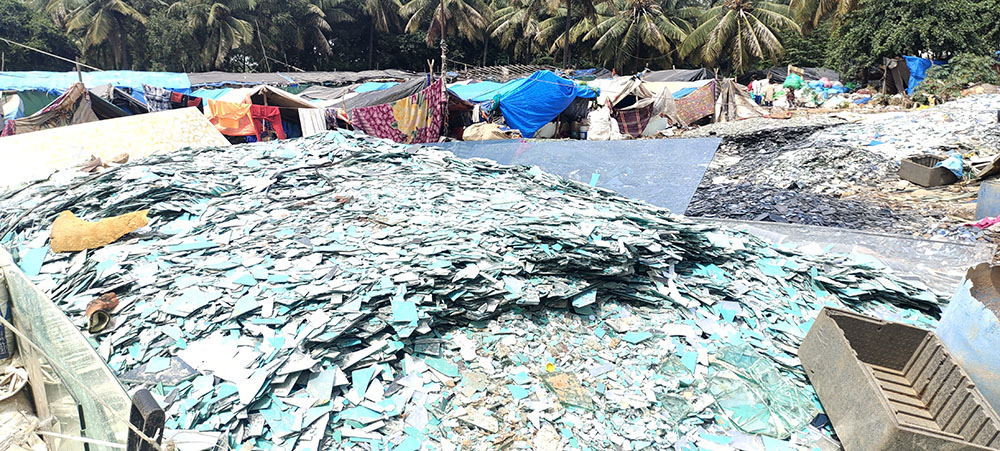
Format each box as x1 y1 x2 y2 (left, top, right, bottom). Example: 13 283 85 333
341 78 429 110
467 79 530 102
187 70 419 88
90 84 150 115
0 71 190 106
604 77 681 137
714 78 767 123
1 83 129 136
642 68 714 82
495 70 596 138
883 57 911 95
904 56 946 95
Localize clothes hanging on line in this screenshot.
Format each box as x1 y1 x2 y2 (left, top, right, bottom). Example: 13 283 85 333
298 108 326 136
170 92 204 112
143 85 173 112
205 99 255 136
250 105 285 140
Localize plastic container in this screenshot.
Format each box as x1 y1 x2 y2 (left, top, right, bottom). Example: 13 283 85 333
800 307 1000 451
899 155 959 187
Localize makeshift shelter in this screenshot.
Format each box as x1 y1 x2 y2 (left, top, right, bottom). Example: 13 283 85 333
493 70 596 138
90 84 150 115
350 78 448 144
447 81 506 102
341 78 430 110
0 107 228 191
186 70 417 88
674 80 717 126
604 77 681 137
714 78 767 123
738 66 840 85
904 56 945 95
882 57 911 95
1 83 129 136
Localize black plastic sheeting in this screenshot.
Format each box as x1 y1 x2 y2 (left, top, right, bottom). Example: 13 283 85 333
423 138 721 214
342 77 430 110
641 68 715 82
737 67 841 85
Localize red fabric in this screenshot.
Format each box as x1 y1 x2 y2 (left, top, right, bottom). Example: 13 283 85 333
249 105 285 140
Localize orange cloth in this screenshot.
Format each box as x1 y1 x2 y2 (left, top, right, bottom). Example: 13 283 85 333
206 99 255 136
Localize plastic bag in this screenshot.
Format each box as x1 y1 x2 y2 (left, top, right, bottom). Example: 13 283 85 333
783 74 804 89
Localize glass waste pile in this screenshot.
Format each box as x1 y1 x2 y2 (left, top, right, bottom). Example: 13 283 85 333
0 131 945 450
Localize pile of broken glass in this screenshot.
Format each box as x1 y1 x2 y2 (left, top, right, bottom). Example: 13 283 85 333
0 130 944 450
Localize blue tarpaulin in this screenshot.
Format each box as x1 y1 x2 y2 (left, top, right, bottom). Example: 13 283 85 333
495 71 596 138
468 79 529 102
448 81 505 101
355 81 399 93
904 56 946 95
672 87 697 99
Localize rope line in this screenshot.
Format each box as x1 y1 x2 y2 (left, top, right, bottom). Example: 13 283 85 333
0 38 103 71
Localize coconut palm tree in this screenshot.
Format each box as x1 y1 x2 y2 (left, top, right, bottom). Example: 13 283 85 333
579 0 694 72
168 0 255 69
490 0 549 61
679 0 799 73
294 2 335 57
788 0 856 33
401 0 492 49
362 0 403 68
65 0 146 69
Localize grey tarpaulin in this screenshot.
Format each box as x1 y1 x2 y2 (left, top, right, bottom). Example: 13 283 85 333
299 85 358 101
641 68 715 82
187 70 420 87
424 138 721 213
187 72 298 87
341 77 429 110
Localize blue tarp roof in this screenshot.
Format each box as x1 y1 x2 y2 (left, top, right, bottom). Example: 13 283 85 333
495 71 596 138
469 79 529 102
449 81 505 101
355 81 399 93
0 71 190 92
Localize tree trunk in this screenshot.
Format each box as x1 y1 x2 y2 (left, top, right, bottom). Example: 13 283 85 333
368 20 375 69
563 0 571 68
120 27 130 70
482 35 488 66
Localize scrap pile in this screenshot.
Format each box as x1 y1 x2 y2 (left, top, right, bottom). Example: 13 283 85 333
0 131 944 449
687 95 1000 241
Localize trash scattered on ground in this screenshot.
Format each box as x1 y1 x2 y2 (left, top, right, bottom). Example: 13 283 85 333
85 292 120 334
0 130 952 449
49 210 149 253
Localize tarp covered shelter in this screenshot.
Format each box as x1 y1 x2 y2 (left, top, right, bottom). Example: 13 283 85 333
642 68 714 82
714 78 767 123
605 77 681 137
904 56 945 95
342 78 430 110
494 70 596 138
0 70 191 93
1 83 129 136
90 84 150 115
882 57 911 95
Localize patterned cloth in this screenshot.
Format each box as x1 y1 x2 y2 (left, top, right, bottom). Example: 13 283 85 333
350 78 445 144
1 83 97 136
249 105 285 140
143 85 173 112
170 92 203 112
324 109 339 130
614 104 654 138
675 81 715 126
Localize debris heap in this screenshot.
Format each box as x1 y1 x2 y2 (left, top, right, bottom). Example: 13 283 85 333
0 131 944 449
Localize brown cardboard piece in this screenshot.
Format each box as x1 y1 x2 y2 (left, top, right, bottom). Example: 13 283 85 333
50 210 149 253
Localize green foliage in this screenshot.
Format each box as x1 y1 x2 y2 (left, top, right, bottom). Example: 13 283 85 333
0 0 78 70
915 53 1000 102
777 19 830 68
680 0 799 74
579 0 692 72
827 0 996 76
